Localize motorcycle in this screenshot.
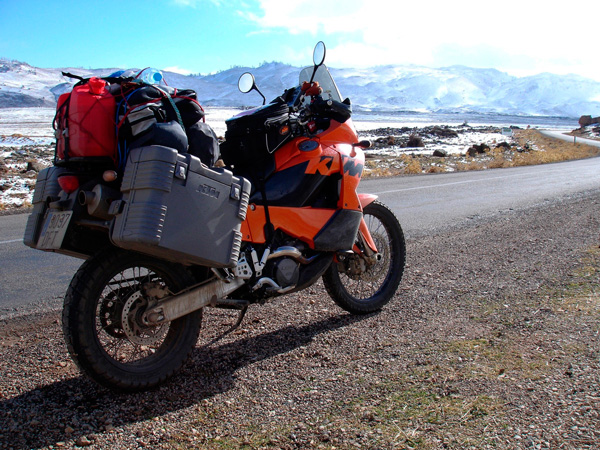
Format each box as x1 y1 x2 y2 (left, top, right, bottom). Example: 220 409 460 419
24 42 405 391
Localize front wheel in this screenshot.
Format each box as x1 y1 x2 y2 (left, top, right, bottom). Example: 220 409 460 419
62 248 202 391
322 201 406 314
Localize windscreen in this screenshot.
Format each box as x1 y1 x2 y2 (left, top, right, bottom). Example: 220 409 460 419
299 65 343 103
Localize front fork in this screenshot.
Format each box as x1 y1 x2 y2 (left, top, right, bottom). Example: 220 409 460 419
357 193 379 254
334 194 381 276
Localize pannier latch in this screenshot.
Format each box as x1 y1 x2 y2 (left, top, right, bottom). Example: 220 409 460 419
108 200 125 216
230 183 242 201
175 162 188 180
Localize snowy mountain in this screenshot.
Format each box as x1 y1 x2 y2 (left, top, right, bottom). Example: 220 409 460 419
1 58 599 118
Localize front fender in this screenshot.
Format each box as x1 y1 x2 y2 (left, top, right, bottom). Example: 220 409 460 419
358 193 378 209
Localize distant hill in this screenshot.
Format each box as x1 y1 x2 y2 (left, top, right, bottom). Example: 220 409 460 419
1 58 599 118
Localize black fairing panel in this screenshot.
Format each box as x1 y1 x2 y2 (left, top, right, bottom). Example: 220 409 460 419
313 209 362 251
249 162 340 208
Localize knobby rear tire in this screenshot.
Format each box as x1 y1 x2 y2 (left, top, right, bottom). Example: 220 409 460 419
62 248 202 391
322 201 406 314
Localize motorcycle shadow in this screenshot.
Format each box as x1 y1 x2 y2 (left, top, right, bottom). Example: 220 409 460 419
0 311 371 449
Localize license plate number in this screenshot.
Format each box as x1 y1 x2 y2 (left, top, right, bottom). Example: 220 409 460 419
37 210 73 250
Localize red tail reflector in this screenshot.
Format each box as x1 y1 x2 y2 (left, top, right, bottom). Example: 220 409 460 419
58 175 80 194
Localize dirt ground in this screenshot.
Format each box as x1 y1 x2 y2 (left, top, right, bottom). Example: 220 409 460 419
1 189 599 449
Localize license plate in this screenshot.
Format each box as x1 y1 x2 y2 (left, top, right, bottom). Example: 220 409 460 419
37 210 73 250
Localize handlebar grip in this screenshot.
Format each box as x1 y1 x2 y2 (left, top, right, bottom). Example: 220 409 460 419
328 99 352 120
302 81 322 96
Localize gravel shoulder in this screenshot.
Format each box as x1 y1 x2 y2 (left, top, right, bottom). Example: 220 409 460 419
1 190 599 449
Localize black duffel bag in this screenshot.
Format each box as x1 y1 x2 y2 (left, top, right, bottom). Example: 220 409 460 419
117 85 206 158
220 101 291 169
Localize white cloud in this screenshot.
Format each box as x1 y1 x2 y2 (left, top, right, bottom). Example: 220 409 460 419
243 0 600 79
239 0 368 34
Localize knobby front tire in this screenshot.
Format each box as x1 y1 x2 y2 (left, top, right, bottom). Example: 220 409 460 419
323 201 406 314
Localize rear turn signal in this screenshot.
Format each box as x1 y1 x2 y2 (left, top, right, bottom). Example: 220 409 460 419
58 175 80 194
102 170 118 182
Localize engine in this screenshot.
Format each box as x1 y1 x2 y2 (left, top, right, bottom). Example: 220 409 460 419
269 256 300 289
234 238 312 298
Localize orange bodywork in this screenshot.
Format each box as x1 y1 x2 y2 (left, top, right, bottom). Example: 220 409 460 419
241 118 371 250
241 206 336 247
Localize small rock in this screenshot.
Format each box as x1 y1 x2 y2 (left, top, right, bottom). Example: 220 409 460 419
75 436 92 447
429 126 458 138
26 160 46 172
467 143 489 156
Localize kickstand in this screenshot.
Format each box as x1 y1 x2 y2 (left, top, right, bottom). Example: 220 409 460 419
207 305 249 346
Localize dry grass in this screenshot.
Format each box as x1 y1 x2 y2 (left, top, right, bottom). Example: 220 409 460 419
363 129 600 177
401 154 424 174
457 129 600 171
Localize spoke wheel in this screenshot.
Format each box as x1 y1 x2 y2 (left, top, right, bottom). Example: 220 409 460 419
323 201 405 314
63 249 202 391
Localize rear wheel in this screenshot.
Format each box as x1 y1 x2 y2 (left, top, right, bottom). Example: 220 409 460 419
62 249 202 391
322 201 405 314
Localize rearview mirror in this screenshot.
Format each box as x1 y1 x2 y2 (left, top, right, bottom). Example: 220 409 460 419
313 41 326 67
238 72 256 94
308 41 327 85
238 72 266 105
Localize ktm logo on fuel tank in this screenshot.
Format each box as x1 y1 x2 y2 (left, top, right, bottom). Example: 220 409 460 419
305 155 363 177
306 156 334 175
342 155 364 178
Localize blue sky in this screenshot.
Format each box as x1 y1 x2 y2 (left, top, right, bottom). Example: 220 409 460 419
1 0 598 81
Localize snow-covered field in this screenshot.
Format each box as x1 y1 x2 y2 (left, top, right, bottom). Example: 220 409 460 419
0 107 572 210
0 106 528 151
0 108 56 146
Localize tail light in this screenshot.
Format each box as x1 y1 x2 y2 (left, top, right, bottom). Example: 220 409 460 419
58 175 80 194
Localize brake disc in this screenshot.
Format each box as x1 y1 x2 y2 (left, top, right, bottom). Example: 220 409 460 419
121 292 167 346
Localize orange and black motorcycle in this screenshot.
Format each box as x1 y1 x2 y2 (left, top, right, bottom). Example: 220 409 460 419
24 42 405 391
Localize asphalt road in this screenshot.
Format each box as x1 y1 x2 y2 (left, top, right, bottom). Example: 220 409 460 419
539 130 600 147
1 156 599 313
366 156 600 234
0 214 81 313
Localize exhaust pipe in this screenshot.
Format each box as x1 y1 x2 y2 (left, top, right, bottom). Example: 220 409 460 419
78 184 120 220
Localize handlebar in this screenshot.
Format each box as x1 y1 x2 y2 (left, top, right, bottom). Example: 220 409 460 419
308 95 352 123
265 83 353 135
